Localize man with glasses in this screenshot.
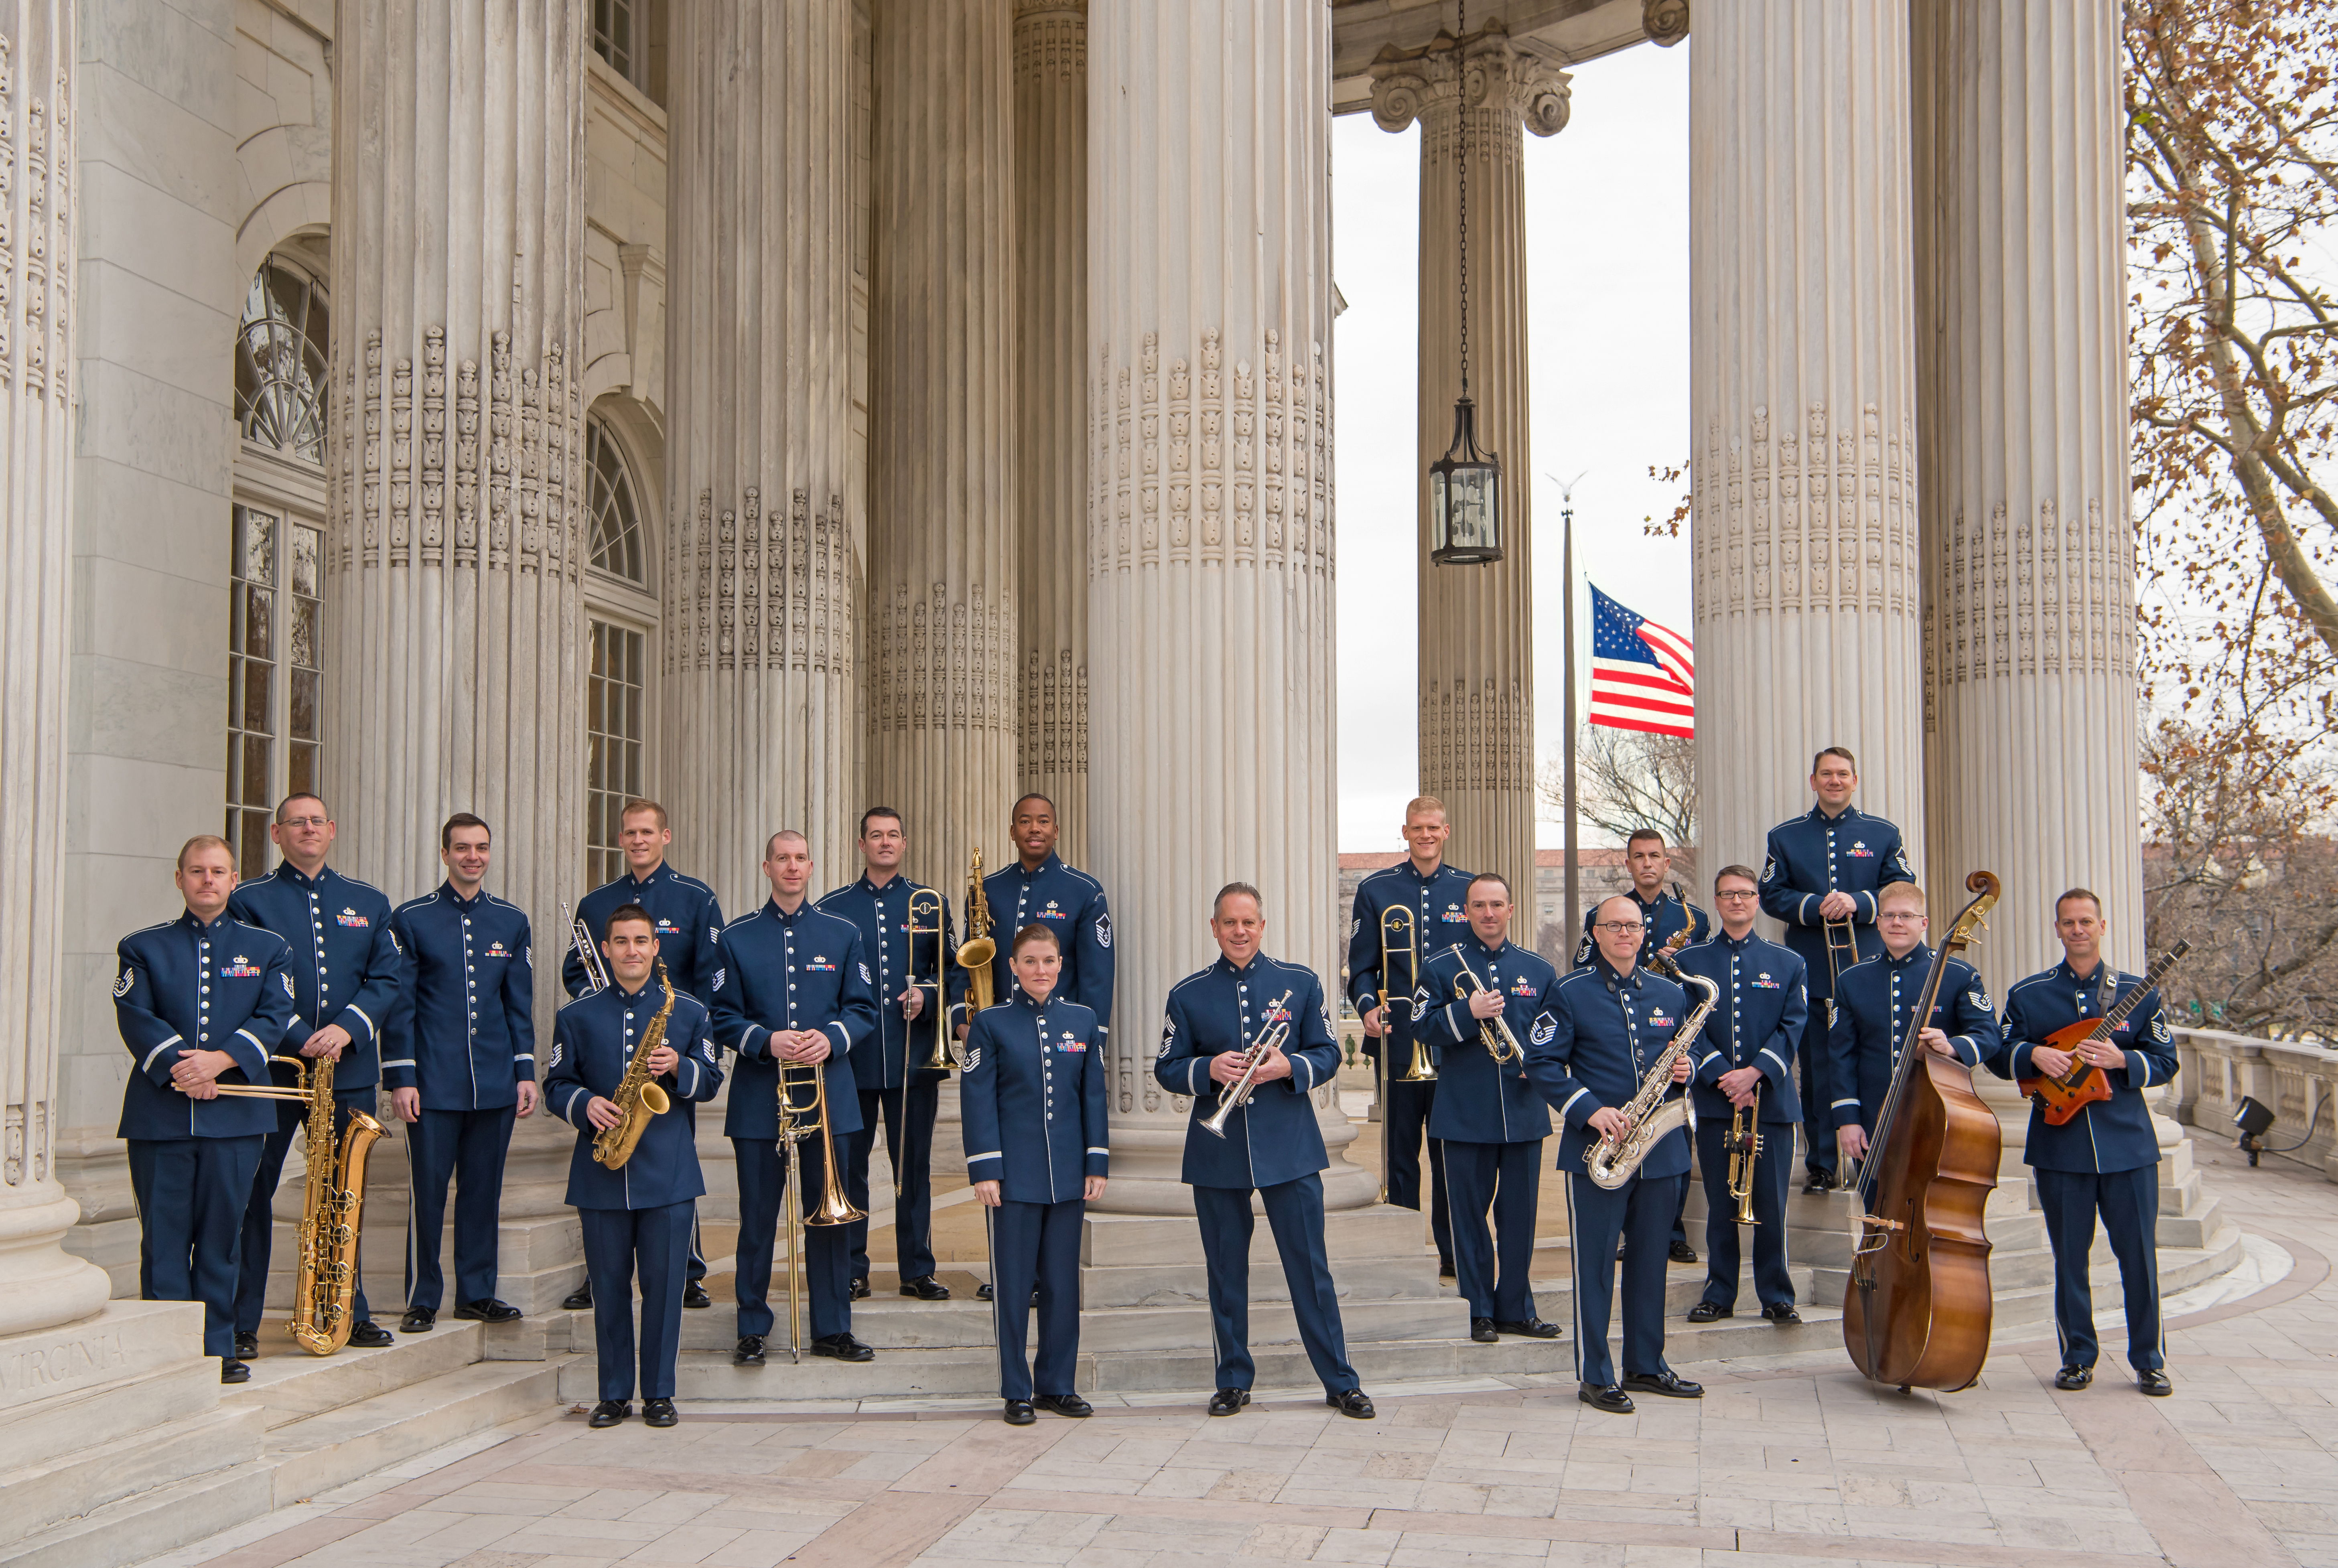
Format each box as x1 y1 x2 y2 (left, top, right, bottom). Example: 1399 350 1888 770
1826 882 1998 1174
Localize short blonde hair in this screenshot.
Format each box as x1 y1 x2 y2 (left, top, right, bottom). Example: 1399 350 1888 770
1403 795 1448 824
177 834 233 872
621 798 669 831
1878 881 1927 913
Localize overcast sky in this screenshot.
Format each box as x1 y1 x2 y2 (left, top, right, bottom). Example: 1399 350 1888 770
1331 39 1692 854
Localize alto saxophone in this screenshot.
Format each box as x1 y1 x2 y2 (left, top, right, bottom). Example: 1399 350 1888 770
592 961 676 1169
1584 937 1720 1190
290 1048 384 1354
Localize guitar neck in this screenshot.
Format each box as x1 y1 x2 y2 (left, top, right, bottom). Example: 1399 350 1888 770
2094 950 2181 1034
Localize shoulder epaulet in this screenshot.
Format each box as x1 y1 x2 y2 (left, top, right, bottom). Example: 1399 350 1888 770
1555 968 1603 992
335 872 390 899
121 918 179 946
483 894 528 917
392 890 442 917
1164 969 1212 1002
718 909 763 933
666 871 718 897
554 990 603 1015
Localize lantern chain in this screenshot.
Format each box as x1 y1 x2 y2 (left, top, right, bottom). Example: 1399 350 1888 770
1457 0 1470 401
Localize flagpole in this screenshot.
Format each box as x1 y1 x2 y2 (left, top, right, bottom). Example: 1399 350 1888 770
1552 472 1585 943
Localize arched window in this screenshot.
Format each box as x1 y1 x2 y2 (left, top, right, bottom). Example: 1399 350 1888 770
235 261 331 465
587 418 648 584
582 410 659 886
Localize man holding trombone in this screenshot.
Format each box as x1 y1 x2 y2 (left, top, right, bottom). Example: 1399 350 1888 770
712 831 876 1365
816 807 963 1303
1157 884 1374 1421
1413 873 1561 1344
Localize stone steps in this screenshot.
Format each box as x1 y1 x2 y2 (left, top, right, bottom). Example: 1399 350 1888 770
1 1458 277 1568
0 1401 265 1551
256 1359 557 1507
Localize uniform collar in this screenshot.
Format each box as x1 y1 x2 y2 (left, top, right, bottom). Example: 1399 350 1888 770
1399 857 1447 884
857 872 910 897
1595 954 1642 990
2056 957 2109 985
1884 943 1930 971
1720 928 1758 951
1626 886 1666 909
1466 930 1508 961
1808 803 1863 825
179 908 235 936
1214 952 1268 978
1011 852 1063 880
627 863 670 890
612 976 660 1002
1012 986 1057 1010
275 860 334 890
763 897 811 925
440 880 490 911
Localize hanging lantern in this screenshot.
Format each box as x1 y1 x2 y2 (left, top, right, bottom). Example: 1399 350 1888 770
1429 0 1502 567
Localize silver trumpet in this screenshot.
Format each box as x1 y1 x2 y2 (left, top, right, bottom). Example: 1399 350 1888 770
564 901 611 996
1441 944 1525 1066
1199 988 1296 1138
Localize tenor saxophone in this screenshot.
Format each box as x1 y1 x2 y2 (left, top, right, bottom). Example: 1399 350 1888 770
290 1048 384 1355
1583 939 1720 1190
592 961 676 1169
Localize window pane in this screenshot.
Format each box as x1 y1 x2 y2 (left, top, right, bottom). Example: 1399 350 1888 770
243 734 272 805
236 263 330 465
291 524 320 599
244 661 272 734
289 667 317 741
242 509 276 586
585 420 647 584
289 740 317 797
290 595 317 671
586 620 646 883
239 809 271 879
244 587 274 661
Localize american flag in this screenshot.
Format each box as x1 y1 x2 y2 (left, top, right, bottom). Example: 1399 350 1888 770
1588 584 1695 738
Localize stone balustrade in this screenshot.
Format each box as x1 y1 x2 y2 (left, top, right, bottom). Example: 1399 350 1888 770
2166 1027 2338 1185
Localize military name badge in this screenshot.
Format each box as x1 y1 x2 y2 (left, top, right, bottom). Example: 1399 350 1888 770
112 968 135 998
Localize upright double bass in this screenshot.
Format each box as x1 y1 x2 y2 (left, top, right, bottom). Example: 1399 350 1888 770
1843 870 2002 1393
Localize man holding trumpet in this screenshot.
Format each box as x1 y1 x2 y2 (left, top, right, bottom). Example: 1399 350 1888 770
1155 884 1374 1420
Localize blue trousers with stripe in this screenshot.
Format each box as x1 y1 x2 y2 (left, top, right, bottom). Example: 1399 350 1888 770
2035 1165 2163 1373
404 1104 517 1312
733 1136 853 1342
579 1200 692 1401
1565 1168 1685 1387
1694 1114 1795 1310
1193 1173 1359 1395
1443 1138 1541 1322
236 1086 377 1335
986 1197 1084 1400
846 1078 942 1283
132 1135 265 1358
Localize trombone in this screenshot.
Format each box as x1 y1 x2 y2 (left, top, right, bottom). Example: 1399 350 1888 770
1441 944 1525 1066
906 886 955 1076
1373 903 1433 1207
1822 911 1858 1025
564 901 611 996
1199 990 1295 1138
775 1051 865 1363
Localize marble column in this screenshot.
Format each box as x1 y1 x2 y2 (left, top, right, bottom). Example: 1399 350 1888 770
1689 2 1926 877
1914 0 2136 976
664 0 863 895
868 0 1020 886
1088 0 1364 1211
1370 24 1567 915
1013 0 1089 866
0 4 111 1339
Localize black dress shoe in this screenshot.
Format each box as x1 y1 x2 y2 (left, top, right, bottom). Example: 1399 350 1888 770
734 1335 767 1367
1004 1399 1037 1426
1668 1239 1699 1264
1686 1301 1731 1323
1494 1318 1562 1339
233 1331 260 1359
643 1397 678 1427
454 1298 522 1324
1033 1392 1093 1418
682 1282 713 1309
1803 1170 1837 1194
347 1320 396 1348
2138 1369 2172 1397
1579 1381 1633 1414
2054 1364 2093 1391
1470 1316 1499 1343
1623 1369 1703 1399
219 1357 251 1385
562 1283 594 1310
399 1306 437 1333
976 1282 994 1301
588 1400 630 1428
1438 1262 1457 1281
1325 1388 1376 1419
811 1332 874 1362
1207 1387 1251 1417
900 1274 952 1301
848 1276 872 1301
1762 1303 1803 1325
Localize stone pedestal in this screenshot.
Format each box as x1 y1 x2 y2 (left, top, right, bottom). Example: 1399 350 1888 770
1911 0 2137 970
664 0 865 889
1086 0 1366 1212
1688 2 1926 867
1370 24 1567 914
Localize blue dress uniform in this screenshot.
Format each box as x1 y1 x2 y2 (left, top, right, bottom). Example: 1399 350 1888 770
708 901 875 1344
1673 933 1808 1312
1525 959 1694 1388
226 862 405 1339
1345 860 1475 1269
980 853 1114 1031
1825 945 1999 1149
386 885 536 1314
1155 955 1362 1398
1414 937 1556 1325
815 874 967 1288
1759 806 1914 1179
1570 887 1711 970
1991 961 2178 1376
545 981 724 1402
114 913 299 1358
960 990 1108 1400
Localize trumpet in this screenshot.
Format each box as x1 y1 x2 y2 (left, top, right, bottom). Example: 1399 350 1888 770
1199 988 1295 1138
565 901 611 996
1725 1086 1763 1225
1441 943 1525 1066
774 1046 864 1363
906 886 955 1076
957 848 997 1016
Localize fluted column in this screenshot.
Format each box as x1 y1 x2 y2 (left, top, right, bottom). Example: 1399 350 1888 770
0 7 110 1339
1013 0 1089 865
1089 0 1363 1211
869 0 1019 883
1371 24 1567 913
1916 0 2136 973
325 1 587 968
665 1 863 896
1689 2 1925 875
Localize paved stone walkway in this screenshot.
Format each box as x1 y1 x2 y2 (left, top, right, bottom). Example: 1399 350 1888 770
142 1137 2337 1568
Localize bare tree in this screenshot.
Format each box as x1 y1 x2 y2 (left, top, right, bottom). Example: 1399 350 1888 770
1538 726 1699 880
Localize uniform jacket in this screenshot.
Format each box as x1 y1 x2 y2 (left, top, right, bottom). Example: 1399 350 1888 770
1344 858 1477 1058
815 874 967 1091
1524 958 1693 1181
1154 953 1342 1190
564 863 725 1002
1758 805 1915 984
385 884 536 1110
1413 935 1556 1145
1673 932 1807 1124
113 911 299 1140
1571 886 1711 970
227 862 404 1091
960 988 1109 1203
546 980 724 1209
1991 960 2177 1174
708 899 873 1140
979 854 1114 1034
1826 945 1999 1130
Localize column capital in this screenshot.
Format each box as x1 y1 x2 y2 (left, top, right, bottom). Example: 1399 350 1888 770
1644 0 1690 48
1366 23 1571 139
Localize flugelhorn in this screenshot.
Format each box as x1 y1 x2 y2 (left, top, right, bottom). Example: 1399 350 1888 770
1441 943 1525 1066
1199 988 1295 1138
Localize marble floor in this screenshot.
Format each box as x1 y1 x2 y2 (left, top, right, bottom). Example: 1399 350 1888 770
135 1136 2338 1568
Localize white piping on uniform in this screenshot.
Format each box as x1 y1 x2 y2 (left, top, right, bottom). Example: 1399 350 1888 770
142 1037 182 1071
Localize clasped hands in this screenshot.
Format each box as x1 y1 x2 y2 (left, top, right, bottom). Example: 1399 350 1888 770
1210 1045 1292 1085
